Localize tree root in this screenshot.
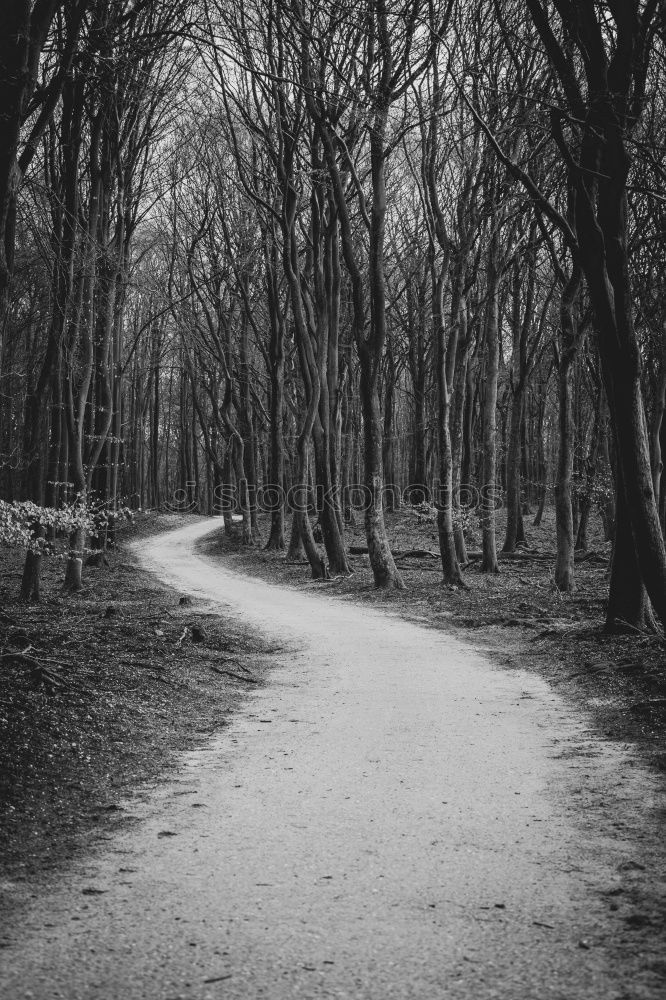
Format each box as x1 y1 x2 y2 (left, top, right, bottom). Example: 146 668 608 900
441 575 470 590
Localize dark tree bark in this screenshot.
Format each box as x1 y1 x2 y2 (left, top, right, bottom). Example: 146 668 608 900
502 246 544 554
0 1 84 334
481 232 500 574
575 377 604 553
554 261 583 592
432 261 466 586
451 297 471 564
522 0 666 625
263 228 286 551
607 464 655 633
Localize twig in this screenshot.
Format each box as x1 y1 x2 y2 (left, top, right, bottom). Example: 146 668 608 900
209 665 257 684
0 652 65 692
395 564 442 573
630 698 666 711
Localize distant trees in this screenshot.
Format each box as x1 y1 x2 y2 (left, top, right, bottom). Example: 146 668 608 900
0 1 90 338
2 0 192 598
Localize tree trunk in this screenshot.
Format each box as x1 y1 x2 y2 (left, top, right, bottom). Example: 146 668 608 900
383 333 397 512
650 328 666 513
359 356 404 588
575 386 603 552
502 387 524 553
316 102 402 588
20 528 44 603
554 246 583 591
294 447 327 580
577 138 666 626
451 339 470 563
532 391 548 526
605 355 666 625
238 290 259 539
63 526 84 592
358 105 403 589
287 509 306 560
264 241 286 551
554 351 576 591
481 243 500 574
433 266 465 586
606 465 655 633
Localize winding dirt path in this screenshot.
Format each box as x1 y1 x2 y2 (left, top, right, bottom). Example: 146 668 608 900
1 518 665 1000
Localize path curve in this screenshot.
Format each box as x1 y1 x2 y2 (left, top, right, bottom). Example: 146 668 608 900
1 517 665 1000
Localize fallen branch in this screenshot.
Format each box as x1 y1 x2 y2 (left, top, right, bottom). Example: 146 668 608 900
0 652 66 692
466 550 554 562
465 548 608 564
350 546 438 559
397 549 439 560
129 660 165 673
209 665 257 684
563 665 610 681
395 563 441 573
630 698 666 711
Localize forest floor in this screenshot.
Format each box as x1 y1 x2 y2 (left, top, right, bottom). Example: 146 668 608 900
0 513 282 917
203 504 666 779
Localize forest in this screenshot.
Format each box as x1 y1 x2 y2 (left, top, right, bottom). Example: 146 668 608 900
1 0 666 634
4 5 666 995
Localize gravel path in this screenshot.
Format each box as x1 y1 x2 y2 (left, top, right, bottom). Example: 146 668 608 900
1 517 665 1000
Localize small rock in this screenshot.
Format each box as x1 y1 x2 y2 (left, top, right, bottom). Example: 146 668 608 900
190 625 205 643
179 595 192 606
619 860 646 872
625 913 652 928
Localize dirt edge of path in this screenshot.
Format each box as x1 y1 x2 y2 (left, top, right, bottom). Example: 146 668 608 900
0 514 284 930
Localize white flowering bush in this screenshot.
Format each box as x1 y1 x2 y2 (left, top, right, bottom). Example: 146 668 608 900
0 500 95 554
